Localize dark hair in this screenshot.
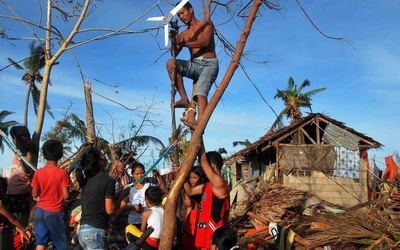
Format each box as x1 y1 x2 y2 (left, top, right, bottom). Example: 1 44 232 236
206 151 223 171
129 162 145 175
76 147 102 188
145 186 163 205
10 126 37 155
188 166 207 203
42 139 63 161
212 227 238 250
190 165 208 184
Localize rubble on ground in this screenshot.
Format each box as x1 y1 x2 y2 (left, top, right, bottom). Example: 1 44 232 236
228 177 400 249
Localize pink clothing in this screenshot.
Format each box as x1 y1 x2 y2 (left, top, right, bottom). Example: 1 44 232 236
31 165 71 212
7 155 32 195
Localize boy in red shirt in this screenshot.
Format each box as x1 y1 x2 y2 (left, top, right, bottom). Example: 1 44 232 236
31 139 71 250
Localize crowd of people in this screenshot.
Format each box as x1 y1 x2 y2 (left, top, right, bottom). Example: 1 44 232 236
0 1 242 249
0 126 238 250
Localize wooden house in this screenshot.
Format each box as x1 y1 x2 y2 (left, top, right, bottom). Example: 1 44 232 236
227 113 382 207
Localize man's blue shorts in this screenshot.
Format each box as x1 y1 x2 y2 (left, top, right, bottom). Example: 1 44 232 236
178 57 219 97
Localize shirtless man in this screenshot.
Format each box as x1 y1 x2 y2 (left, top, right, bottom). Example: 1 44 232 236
166 1 219 130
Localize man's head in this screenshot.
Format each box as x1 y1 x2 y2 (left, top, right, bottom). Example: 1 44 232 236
176 1 194 24
42 139 63 161
206 151 223 172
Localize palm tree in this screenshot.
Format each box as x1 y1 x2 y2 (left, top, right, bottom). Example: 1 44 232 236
216 147 228 155
42 113 87 154
232 139 252 147
272 76 326 130
0 110 19 153
7 41 54 126
160 125 190 165
44 113 166 162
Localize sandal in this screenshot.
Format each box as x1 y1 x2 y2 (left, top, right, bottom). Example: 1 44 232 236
180 107 197 130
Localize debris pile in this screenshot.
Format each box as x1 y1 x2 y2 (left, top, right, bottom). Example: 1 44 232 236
229 178 400 249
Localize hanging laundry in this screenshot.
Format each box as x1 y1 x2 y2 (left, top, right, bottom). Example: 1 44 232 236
333 146 360 179
393 151 400 167
382 155 400 182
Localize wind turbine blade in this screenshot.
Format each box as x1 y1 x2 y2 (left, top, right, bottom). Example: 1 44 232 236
147 16 164 22
164 24 169 46
170 0 189 16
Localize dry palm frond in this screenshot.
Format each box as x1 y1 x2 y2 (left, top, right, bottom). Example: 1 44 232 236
250 182 311 225
229 181 311 227
292 208 400 249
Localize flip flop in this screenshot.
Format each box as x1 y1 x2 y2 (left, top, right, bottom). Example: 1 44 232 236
180 107 197 130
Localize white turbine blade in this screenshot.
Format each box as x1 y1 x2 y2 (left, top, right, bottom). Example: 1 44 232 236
147 16 164 22
170 0 189 16
164 24 169 46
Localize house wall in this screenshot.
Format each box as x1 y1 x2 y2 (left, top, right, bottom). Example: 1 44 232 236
283 158 369 208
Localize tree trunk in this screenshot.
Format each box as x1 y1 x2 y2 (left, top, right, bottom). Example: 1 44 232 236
171 33 179 166
159 0 263 248
24 82 32 127
84 82 95 144
33 0 91 150
33 63 52 150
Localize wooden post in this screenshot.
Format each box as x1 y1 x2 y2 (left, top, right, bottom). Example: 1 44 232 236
84 82 95 144
170 23 180 167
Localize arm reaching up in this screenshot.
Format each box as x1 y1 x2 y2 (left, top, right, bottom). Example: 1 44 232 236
199 139 227 198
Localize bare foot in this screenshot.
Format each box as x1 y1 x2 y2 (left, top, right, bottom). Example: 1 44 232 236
173 99 190 108
180 118 197 131
180 108 197 131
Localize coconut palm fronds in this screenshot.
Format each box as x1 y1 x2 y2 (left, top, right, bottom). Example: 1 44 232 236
292 208 400 249
251 182 311 225
229 181 311 228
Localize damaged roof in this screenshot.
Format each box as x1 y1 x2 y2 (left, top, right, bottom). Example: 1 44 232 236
229 113 383 159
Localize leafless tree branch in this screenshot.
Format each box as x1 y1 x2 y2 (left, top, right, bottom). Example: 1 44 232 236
295 0 355 49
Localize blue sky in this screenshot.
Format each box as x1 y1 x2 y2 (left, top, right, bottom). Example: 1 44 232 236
0 1 399 171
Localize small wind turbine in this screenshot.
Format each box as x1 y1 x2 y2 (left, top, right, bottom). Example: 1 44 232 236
147 0 189 47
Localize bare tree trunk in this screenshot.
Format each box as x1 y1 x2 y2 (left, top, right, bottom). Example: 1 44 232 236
84 82 95 144
171 25 180 167
33 63 52 149
33 0 91 149
159 0 263 248
24 82 32 127
171 70 179 166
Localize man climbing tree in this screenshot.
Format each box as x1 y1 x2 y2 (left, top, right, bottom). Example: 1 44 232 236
166 1 219 130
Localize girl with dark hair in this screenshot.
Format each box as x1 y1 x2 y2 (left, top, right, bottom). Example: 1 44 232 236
76 147 115 250
118 162 167 230
7 126 38 227
211 227 239 250
182 166 208 249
